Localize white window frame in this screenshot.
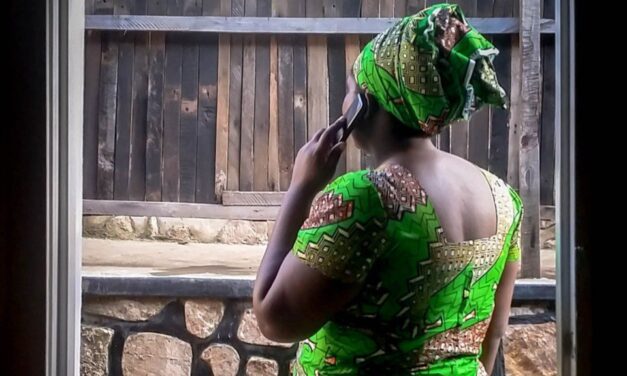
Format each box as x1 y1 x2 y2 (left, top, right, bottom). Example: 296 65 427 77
46 0 577 374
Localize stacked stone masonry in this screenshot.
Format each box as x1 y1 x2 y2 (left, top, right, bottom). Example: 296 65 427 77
82 214 556 250
81 296 556 376
83 216 272 245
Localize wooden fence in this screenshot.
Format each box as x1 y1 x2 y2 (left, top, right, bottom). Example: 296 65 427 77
83 0 555 277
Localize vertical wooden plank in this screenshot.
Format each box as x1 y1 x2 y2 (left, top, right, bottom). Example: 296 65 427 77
113 0 134 200
274 0 295 190
273 0 296 191
147 0 167 14
253 0 271 191
131 0 148 14
449 0 476 160
325 0 347 177
519 0 542 278
277 36 294 190
540 35 555 206
83 29 102 199
293 40 307 154
432 134 440 149
178 0 201 202
394 0 407 17
239 0 257 191
96 31 119 200
360 0 379 170
489 0 512 179
145 0 167 201
128 0 149 201
380 0 394 17
493 0 514 17
439 125 450 152
361 0 379 17
161 0 184 202
113 35 134 199
227 32 243 191
543 0 555 18
94 0 114 15
450 121 468 159
292 1 308 178
512 0 520 17
488 35 511 179
86 0 95 14
94 0 116 199
307 2 328 142
268 36 280 191
343 0 362 16
406 0 424 14
333 0 361 174
215 0 232 198
113 0 131 13
467 0 490 169
84 0 102 198
437 0 450 155
196 0 220 203
345 35 362 172
227 0 245 191
507 35 521 189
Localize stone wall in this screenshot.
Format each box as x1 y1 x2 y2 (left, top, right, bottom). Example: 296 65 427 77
83 216 272 245
83 215 556 250
81 296 555 376
82 296 295 376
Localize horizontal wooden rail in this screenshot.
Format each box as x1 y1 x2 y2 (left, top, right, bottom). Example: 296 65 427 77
85 199 556 223
222 191 285 206
85 16 556 34
83 199 278 220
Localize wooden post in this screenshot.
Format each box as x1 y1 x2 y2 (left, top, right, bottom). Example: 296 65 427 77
215 0 232 200
508 34 521 190
196 0 221 203
239 0 257 191
253 0 272 191
268 35 280 190
179 0 202 203
145 0 167 201
227 0 244 192
345 34 362 172
519 0 542 278
276 0 296 190
306 1 329 144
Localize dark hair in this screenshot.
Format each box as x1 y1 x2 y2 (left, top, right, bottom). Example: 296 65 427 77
390 116 430 139
366 95 430 139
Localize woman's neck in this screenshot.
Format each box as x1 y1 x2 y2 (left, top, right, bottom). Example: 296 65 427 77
372 136 438 168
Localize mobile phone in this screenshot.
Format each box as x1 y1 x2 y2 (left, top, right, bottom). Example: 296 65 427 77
337 92 368 142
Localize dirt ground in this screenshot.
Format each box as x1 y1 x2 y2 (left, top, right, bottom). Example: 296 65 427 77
83 238 556 279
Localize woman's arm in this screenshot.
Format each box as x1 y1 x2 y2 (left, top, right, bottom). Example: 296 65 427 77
480 260 519 374
252 119 359 342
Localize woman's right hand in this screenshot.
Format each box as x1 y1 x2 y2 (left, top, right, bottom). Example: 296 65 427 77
289 117 347 196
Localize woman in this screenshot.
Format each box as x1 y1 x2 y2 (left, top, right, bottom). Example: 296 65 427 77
253 4 521 375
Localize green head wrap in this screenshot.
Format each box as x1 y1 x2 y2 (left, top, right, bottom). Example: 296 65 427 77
353 3 507 135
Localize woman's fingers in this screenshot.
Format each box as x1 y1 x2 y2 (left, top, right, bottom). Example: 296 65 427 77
319 117 346 147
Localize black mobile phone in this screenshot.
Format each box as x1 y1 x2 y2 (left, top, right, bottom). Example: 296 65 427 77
338 92 368 142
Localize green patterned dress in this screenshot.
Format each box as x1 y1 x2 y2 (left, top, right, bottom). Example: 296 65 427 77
292 165 522 375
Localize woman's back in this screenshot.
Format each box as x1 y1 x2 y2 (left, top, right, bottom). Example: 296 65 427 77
252 4 518 376
389 148 500 244
292 162 522 375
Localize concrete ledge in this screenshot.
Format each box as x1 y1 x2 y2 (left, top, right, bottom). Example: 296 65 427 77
513 279 556 301
83 275 255 299
83 275 555 301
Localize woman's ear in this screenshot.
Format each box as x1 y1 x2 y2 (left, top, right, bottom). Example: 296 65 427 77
364 92 379 119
